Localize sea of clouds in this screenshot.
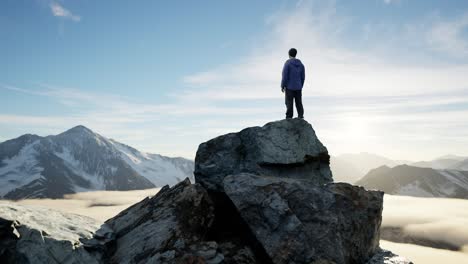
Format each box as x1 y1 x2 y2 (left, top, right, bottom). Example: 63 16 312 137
382 194 468 251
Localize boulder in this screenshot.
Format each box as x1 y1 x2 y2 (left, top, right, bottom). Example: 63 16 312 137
223 173 383 264
194 119 411 264
195 119 332 192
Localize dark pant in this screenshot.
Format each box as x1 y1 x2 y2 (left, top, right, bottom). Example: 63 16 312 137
285 89 304 118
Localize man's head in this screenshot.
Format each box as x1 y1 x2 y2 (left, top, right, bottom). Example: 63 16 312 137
288 48 297 58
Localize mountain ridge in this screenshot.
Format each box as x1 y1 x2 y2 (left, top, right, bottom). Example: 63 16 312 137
356 164 468 199
0 125 194 199
330 152 468 183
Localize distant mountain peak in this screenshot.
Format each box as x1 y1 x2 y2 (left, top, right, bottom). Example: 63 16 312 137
64 125 95 135
10 133 42 143
57 125 103 144
0 126 195 199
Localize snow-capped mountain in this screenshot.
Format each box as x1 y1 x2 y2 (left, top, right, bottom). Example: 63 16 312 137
356 164 468 199
0 125 194 199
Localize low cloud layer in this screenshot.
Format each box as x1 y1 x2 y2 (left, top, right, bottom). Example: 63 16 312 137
10 188 159 221
383 195 468 251
381 240 468 264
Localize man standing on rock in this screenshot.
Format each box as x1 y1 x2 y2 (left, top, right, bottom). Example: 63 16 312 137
281 48 305 119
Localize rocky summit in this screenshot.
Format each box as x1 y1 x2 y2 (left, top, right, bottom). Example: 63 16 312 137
194 119 332 192
0 119 412 264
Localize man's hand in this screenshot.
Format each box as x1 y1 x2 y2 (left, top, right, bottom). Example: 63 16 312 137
281 87 285 93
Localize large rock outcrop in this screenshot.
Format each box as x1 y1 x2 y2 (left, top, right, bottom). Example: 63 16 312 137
224 173 383 264
0 119 412 264
195 119 332 192
194 119 411 264
101 178 217 263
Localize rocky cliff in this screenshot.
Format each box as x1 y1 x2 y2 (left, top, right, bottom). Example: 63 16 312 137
0 119 412 264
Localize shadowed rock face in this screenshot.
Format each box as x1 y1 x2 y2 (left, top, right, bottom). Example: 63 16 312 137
367 249 413 264
224 173 383 264
195 119 333 192
102 178 217 264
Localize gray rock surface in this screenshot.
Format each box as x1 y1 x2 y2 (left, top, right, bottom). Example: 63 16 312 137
0 203 102 264
102 178 216 263
195 119 332 192
224 173 383 264
366 248 413 264
0 179 260 264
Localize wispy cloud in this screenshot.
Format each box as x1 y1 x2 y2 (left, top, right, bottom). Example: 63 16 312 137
182 1 468 100
427 12 468 57
49 1 81 22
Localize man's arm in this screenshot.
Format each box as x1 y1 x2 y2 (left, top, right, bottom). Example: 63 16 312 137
281 61 289 91
300 64 305 87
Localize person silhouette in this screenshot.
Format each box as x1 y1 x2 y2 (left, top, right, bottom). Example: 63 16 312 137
281 48 305 119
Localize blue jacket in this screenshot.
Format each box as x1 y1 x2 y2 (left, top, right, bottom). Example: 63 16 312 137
281 58 305 90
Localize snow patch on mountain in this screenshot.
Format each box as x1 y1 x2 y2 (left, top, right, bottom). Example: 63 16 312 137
438 170 468 192
0 141 43 196
451 159 468 171
54 147 107 191
109 140 189 186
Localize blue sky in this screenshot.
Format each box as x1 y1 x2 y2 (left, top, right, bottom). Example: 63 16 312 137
1 0 468 160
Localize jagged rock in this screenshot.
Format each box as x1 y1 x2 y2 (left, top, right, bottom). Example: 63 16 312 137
366 248 413 264
223 173 383 264
195 119 332 192
0 203 102 264
80 224 115 257
102 178 216 263
217 242 257 264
